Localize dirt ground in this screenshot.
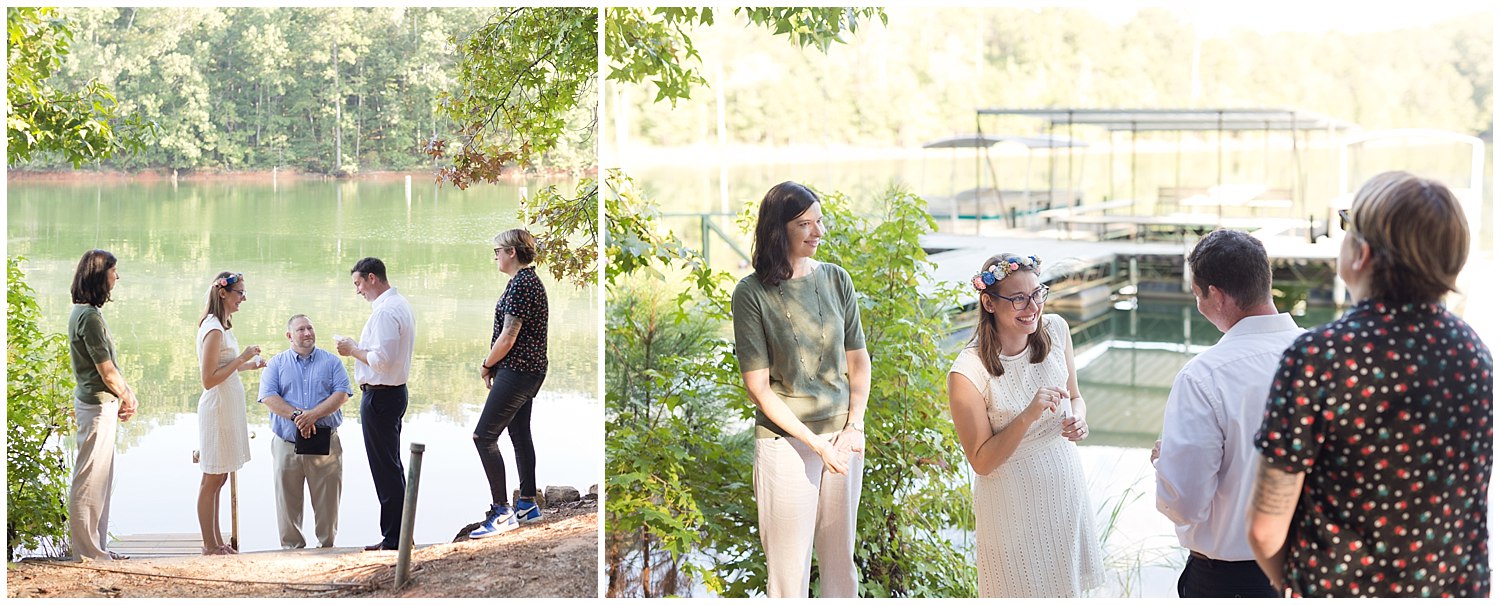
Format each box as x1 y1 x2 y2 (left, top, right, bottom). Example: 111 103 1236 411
6 501 598 598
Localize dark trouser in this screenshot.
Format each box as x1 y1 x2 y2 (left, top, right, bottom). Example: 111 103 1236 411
1178 553 1278 598
361 385 407 548
473 368 545 506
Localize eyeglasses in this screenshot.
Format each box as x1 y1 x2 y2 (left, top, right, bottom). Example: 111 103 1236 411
493 246 513 258
989 285 1050 311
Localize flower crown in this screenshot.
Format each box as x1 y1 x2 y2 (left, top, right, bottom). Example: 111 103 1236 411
215 273 243 288
970 255 1040 291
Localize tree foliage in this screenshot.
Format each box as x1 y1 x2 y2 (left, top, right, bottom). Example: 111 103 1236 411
11 7 491 173
605 166 976 595
604 7 886 106
6 258 76 561
431 7 599 289
6 7 153 167
615 7 1492 148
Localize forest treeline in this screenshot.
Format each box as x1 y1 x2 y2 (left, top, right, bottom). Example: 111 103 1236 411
14 7 506 174
614 7 1493 148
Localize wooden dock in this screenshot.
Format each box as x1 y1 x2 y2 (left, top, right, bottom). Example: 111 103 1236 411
109 533 231 558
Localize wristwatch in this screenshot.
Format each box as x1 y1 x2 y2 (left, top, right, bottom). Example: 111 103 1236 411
291 410 303 420
845 420 865 432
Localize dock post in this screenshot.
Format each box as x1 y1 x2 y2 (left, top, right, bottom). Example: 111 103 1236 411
230 471 239 551
394 442 427 589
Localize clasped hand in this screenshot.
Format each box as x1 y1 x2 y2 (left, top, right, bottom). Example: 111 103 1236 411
293 410 317 438
816 427 865 475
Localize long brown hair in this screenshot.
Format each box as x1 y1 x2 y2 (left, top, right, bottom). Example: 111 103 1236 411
71 249 117 307
970 253 1051 377
199 271 242 329
751 181 819 287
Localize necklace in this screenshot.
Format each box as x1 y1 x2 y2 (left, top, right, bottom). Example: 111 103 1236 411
775 266 828 378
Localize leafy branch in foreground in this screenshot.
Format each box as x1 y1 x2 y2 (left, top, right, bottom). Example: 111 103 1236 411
6 7 155 167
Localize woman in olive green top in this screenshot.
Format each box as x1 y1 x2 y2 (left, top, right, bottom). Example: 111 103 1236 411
731 181 871 598
66 249 139 561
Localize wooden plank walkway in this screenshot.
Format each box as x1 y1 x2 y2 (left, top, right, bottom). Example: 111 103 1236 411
109 533 230 558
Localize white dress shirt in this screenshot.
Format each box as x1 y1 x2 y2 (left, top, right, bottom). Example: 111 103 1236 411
1154 312 1303 561
354 287 415 387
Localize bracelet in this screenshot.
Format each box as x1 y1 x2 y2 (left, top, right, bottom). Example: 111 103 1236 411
843 422 864 433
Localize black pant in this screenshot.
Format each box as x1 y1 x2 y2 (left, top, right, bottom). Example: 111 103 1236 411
474 368 545 506
361 385 407 548
1178 553 1278 598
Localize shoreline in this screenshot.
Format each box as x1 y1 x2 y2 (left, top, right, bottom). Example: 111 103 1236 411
5 166 594 184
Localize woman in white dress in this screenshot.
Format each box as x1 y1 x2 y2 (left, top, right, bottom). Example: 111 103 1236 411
947 253 1104 597
196 271 265 555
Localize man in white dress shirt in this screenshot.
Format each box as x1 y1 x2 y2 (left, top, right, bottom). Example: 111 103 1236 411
1152 229 1304 597
336 257 416 551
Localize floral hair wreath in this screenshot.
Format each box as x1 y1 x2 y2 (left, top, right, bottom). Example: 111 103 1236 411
215 273 244 288
970 255 1041 291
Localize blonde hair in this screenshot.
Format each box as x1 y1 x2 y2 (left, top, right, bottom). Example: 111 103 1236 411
969 253 1051 377
199 271 241 329
493 229 538 265
1348 171 1468 304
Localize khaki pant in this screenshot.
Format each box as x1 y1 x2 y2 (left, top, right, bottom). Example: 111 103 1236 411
753 432 863 598
69 398 118 561
271 432 342 548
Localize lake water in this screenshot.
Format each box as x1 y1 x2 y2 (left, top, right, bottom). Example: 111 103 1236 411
7 176 600 553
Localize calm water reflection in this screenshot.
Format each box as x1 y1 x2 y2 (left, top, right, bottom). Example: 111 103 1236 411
8 177 600 551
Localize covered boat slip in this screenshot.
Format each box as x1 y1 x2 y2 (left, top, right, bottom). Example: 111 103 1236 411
928 107 1360 238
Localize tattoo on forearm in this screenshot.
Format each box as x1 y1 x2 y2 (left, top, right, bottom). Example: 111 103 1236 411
501 314 522 339
1253 465 1300 515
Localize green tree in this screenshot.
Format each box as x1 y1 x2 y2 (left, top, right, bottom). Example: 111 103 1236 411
6 258 76 561
6 7 152 167
430 7 599 288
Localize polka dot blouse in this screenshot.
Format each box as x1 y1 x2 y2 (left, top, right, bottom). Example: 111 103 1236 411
1256 299 1493 597
493 266 548 374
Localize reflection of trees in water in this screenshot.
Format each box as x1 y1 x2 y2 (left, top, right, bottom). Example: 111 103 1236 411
11 181 599 453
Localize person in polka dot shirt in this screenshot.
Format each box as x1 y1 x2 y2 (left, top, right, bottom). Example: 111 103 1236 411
1247 171 1493 597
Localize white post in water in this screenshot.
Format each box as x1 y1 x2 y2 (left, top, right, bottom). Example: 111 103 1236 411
405 175 412 206
394 442 426 589
273 166 279 193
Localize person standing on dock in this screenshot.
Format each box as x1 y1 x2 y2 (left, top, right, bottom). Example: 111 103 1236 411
1152 229 1303 597
66 249 139 561
258 314 353 549
1248 171 1492 597
336 257 416 552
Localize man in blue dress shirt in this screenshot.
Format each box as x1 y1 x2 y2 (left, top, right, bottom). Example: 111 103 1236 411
258 314 353 549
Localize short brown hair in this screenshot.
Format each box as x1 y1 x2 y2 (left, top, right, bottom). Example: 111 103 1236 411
1187 229 1271 310
493 229 538 265
1347 171 1469 304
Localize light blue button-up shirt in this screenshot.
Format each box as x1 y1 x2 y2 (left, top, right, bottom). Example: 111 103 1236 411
257 347 352 443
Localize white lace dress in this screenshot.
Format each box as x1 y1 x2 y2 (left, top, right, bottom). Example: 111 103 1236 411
949 314 1105 597
196 315 251 474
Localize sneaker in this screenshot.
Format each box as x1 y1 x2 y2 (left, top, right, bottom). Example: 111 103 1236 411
515 499 542 523
468 504 518 539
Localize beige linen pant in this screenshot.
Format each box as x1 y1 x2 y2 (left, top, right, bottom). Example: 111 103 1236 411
270 432 343 548
68 398 118 561
754 432 863 598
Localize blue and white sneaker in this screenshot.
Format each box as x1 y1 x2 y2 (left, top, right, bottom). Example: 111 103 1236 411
468 504 518 539
515 498 542 523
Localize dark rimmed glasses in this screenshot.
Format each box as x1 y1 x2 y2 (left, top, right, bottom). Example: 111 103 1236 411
990 285 1050 310
1338 209 1355 233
